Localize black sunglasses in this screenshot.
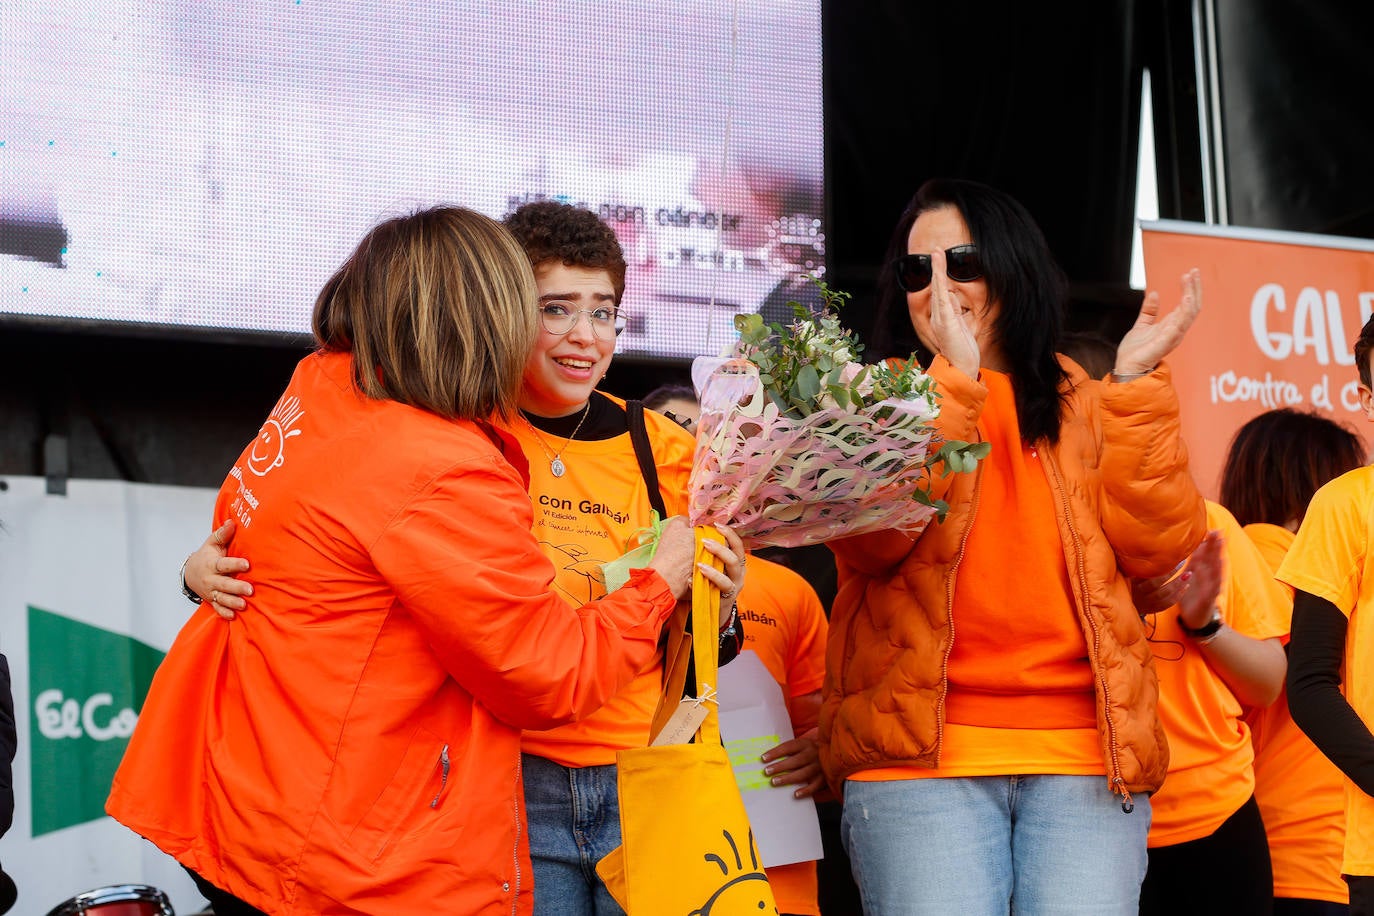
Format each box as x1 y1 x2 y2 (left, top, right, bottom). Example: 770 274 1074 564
893 245 983 292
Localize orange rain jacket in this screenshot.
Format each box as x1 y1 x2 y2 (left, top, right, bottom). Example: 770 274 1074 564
106 351 678 915
821 356 1206 801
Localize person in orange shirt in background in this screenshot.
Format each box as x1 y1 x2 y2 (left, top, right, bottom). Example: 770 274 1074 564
1281 316 1374 916
1132 502 1289 915
731 554 829 916
106 207 711 916
645 385 830 916
1220 408 1365 915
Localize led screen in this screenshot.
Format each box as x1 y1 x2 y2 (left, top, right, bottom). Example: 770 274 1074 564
0 0 824 360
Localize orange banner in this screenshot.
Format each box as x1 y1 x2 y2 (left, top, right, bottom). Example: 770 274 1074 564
1141 220 1374 498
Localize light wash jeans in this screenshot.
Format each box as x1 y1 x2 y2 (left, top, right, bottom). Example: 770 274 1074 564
841 775 1151 915
521 753 626 916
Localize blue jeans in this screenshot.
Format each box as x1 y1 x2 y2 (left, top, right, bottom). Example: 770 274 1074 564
522 753 626 916
841 775 1151 915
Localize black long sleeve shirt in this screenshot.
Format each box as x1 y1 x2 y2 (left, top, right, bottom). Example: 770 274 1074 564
1287 589 1374 797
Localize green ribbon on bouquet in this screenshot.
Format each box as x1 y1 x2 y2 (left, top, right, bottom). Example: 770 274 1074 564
600 511 665 594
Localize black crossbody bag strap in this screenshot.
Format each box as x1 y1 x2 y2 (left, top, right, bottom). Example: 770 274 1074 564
626 400 669 519
627 400 740 691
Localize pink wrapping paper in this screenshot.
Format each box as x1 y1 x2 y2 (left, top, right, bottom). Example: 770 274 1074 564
687 357 948 547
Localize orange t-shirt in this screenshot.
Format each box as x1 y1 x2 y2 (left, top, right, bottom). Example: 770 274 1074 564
1244 522 1347 904
1278 466 1374 877
1245 523 1297 604
853 369 1101 782
1146 502 1289 848
512 399 695 767
738 555 828 705
734 555 828 916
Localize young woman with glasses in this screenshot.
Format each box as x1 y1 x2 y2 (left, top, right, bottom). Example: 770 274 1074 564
500 201 749 916
819 177 1207 914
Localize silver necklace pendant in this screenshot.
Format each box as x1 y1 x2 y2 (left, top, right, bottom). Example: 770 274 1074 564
550 457 566 477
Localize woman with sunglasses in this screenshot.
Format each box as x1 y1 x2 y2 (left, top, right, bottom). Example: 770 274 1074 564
819 178 1207 914
184 201 751 916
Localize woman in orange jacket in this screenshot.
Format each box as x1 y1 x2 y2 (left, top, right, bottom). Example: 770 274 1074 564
820 178 1207 914
104 207 714 916
181 203 750 916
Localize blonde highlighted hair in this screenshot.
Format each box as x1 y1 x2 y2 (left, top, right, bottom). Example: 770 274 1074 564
312 206 537 420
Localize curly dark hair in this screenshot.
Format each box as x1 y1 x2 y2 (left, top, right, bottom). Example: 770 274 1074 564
502 201 627 304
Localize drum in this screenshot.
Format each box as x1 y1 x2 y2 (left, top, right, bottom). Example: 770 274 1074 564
44 884 175 916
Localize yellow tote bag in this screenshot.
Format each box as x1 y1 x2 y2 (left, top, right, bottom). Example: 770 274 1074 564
596 527 778 915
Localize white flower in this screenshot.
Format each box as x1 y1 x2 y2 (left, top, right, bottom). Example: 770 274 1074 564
839 362 876 397
875 395 938 424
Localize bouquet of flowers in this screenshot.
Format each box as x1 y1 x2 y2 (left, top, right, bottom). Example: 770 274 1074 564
687 281 988 547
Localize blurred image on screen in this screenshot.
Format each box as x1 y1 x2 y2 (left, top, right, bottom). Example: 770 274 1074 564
0 0 824 360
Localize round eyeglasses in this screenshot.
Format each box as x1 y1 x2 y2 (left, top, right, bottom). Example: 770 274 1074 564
538 303 627 340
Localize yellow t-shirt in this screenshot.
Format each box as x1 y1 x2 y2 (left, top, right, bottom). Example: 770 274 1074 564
510 398 695 767
1146 502 1289 847
1245 522 1347 904
733 555 829 916
1278 466 1374 877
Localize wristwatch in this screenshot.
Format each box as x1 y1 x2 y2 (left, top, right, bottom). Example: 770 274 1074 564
1178 610 1223 641
179 557 202 605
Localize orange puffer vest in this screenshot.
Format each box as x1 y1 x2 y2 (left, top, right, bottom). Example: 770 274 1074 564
820 356 1206 801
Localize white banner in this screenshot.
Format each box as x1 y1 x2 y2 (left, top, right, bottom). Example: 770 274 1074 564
0 476 215 915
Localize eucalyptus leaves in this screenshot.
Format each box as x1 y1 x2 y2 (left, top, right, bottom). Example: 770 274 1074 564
733 280 989 486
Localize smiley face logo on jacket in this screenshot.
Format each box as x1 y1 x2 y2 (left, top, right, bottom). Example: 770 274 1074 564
247 394 305 477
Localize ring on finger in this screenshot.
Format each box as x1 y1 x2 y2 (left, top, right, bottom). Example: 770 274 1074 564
209 589 219 605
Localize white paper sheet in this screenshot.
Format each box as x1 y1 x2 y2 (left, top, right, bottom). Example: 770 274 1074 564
716 650 825 868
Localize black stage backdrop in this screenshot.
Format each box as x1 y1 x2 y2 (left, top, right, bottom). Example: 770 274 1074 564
3 0 1373 487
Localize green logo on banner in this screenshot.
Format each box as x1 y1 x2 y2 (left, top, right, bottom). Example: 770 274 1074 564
28 605 165 836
